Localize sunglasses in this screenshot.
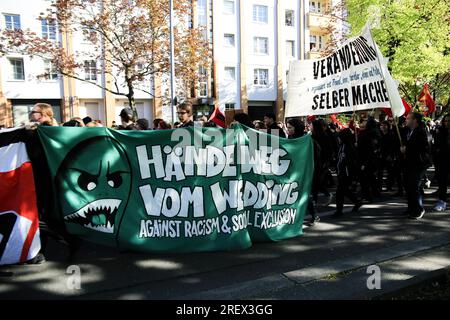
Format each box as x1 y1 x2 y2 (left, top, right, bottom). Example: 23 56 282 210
177 111 188 115
30 111 42 115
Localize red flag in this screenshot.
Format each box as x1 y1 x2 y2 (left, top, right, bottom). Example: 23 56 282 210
329 114 347 128
401 98 412 115
307 115 316 123
381 99 411 117
381 108 393 117
209 106 226 128
418 84 436 115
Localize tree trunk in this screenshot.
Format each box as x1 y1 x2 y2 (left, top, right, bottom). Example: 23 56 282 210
126 77 138 122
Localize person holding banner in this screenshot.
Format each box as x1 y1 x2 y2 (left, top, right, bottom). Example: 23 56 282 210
231 113 255 129
177 102 194 128
400 113 431 220
333 128 362 218
29 103 59 127
118 107 137 130
286 118 320 226
311 119 333 206
264 113 286 138
392 116 408 196
357 116 381 202
377 120 395 192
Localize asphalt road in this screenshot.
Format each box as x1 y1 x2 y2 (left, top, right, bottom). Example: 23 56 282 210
1 184 449 299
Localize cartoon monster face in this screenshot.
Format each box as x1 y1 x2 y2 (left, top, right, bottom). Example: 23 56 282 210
55 136 131 234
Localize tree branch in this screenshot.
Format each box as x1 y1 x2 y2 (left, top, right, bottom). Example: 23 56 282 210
60 70 127 97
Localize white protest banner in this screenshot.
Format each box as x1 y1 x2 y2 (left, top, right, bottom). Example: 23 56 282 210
286 25 405 118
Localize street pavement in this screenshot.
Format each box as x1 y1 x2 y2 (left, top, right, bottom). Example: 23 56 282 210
1 185 449 300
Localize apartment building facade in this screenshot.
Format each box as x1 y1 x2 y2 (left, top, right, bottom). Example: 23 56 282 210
0 0 156 128
0 0 342 128
212 0 343 120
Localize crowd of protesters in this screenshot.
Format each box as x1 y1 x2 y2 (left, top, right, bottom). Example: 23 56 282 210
2 102 449 264
227 108 449 226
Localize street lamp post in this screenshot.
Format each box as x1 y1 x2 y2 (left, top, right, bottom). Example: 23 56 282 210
169 0 177 124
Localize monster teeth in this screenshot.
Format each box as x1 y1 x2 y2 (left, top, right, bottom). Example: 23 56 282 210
84 221 114 233
65 212 80 220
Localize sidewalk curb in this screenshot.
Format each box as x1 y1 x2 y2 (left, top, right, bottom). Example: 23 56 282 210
176 235 450 300
371 267 450 300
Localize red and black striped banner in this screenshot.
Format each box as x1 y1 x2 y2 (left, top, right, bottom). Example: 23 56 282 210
0 128 41 265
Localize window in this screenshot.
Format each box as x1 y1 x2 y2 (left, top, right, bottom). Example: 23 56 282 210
199 82 208 97
4 14 20 30
225 103 235 110
197 0 208 40
12 105 34 127
44 60 58 80
254 37 269 55
224 67 236 81
198 0 207 26
285 10 294 26
310 35 316 50
199 66 207 77
41 19 57 40
224 33 235 47
223 0 235 14
188 8 193 28
83 102 100 121
253 5 268 23
254 68 269 86
310 35 324 51
286 40 295 57
84 60 97 81
8 58 24 80
310 1 322 13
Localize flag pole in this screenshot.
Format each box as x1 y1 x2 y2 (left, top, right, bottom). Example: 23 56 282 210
169 0 177 125
368 26 403 147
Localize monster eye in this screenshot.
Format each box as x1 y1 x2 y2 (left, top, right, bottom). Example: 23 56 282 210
107 172 123 188
77 172 99 191
87 182 96 191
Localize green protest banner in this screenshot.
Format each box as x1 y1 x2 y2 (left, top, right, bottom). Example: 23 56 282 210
37 125 313 253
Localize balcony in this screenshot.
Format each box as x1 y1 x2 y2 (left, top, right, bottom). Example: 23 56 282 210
307 12 333 33
307 50 324 60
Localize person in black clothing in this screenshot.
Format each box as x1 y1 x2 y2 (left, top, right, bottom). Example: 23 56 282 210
233 112 255 129
332 128 362 218
286 118 319 226
357 117 381 202
377 120 395 192
432 114 450 212
23 129 82 263
311 119 333 206
118 107 137 130
136 118 150 130
82 116 92 126
263 113 286 138
391 116 408 196
325 122 339 188
63 119 83 127
401 112 431 219
177 102 194 128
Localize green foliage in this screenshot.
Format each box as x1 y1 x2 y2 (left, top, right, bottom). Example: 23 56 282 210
346 0 450 107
